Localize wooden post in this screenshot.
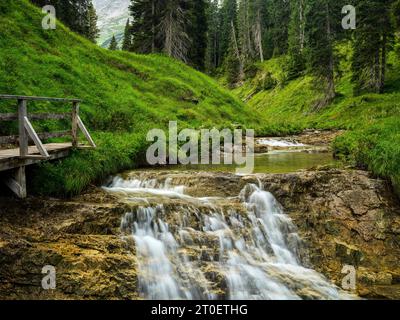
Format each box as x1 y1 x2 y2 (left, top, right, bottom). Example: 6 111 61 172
18 99 28 157
14 99 28 198
72 102 79 148
5 166 27 199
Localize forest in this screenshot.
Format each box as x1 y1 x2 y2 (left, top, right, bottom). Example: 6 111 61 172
32 1 400 106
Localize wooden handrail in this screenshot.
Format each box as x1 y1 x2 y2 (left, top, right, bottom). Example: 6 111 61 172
0 95 95 199
0 94 81 103
0 113 71 121
0 95 95 151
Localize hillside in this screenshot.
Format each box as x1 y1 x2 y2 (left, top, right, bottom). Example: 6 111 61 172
233 50 400 192
0 0 262 196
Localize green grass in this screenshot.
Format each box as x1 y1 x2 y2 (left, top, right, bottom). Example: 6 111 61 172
0 0 263 196
233 50 400 192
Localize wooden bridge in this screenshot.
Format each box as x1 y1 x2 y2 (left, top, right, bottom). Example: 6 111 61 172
0 95 96 198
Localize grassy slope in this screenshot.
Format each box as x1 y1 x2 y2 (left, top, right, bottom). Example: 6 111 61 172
0 0 263 196
234 47 400 192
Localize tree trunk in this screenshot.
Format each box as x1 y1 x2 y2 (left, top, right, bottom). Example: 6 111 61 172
231 20 244 81
325 2 335 103
151 1 155 53
255 10 264 62
380 33 387 93
299 0 305 51
374 46 381 93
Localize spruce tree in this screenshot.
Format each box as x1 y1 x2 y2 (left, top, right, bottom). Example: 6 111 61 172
351 0 395 94
220 0 238 64
159 0 191 62
109 35 118 50
304 0 343 109
122 19 132 51
187 0 208 70
130 0 163 54
287 0 307 79
205 0 222 72
266 0 291 57
86 1 100 43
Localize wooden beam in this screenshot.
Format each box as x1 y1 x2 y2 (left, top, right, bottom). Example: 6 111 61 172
23 117 50 158
72 102 79 148
0 113 18 121
31 113 70 120
18 99 28 157
77 116 96 148
0 113 70 121
0 146 71 172
5 166 26 198
0 95 81 103
0 131 72 145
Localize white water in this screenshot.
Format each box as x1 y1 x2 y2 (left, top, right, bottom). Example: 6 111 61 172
258 138 306 148
105 176 350 300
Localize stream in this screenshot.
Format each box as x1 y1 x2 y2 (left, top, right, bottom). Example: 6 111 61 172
102 137 353 300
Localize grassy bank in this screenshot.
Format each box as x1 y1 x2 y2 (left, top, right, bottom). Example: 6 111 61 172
233 49 400 192
0 0 263 196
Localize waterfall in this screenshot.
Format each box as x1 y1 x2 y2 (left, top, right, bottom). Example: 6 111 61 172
105 175 351 300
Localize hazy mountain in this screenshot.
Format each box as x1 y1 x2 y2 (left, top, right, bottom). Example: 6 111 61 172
93 0 130 47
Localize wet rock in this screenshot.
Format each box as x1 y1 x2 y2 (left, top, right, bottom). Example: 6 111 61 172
0 167 399 300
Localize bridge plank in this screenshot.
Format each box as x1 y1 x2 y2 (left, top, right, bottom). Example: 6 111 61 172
0 143 74 172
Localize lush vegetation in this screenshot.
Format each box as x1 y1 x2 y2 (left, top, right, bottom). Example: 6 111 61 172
234 46 400 192
2 0 400 198
0 0 262 196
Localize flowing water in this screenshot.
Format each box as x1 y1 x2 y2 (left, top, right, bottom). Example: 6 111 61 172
104 171 351 300
148 137 335 174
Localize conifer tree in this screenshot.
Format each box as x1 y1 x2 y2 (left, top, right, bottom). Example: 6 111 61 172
159 0 191 62
109 35 118 50
122 19 132 51
205 0 222 72
351 0 395 94
287 0 307 79
305 0 343 109
187 0 208 70
130 0 163 53
87 1 100 43
220 0 239 64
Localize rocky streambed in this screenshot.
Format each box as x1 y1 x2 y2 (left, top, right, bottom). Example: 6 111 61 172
0 131 399 300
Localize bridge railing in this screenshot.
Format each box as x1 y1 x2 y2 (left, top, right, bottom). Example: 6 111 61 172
0 95 96 159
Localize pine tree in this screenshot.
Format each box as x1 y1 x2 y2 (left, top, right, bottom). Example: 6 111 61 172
238 0 255 63
122 19 132 51
225 20 244 87
225 28 241 88
205 0 222 72
394 0 400 29
187 0 208 70
109 35 118 50
287 0 307 79
305 0 343 110
220 0 238 64
351 0 395 94
130 0 163 54
267 0 291 57
86 1 100 43
159 0 191 62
